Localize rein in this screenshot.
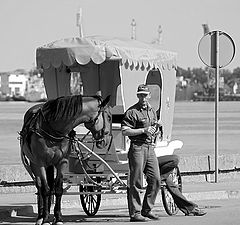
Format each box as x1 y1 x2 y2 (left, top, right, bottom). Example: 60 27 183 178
37 127 68 142
77 134 113 167
73 134 113 187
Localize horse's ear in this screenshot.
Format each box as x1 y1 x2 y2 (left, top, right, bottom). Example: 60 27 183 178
96 90 102 96
100 95 111 108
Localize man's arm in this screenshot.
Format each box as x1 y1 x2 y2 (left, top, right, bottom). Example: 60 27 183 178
122 126 156 136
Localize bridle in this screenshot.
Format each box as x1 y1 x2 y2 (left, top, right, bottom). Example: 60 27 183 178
83 102 107 143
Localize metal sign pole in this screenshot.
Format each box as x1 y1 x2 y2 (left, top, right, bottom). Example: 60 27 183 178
211 31 220 182
215 31 220 183
198 30 235 183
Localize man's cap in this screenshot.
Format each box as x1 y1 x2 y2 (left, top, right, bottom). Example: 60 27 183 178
137 84 150 94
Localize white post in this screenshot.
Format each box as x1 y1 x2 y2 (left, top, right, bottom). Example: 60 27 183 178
131 19 136 40
157 25 163 45
76 8 84 38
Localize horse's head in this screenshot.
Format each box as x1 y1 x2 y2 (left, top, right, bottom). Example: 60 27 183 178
84 95 112 149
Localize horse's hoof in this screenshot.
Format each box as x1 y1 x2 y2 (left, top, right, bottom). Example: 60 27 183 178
35 218 43 225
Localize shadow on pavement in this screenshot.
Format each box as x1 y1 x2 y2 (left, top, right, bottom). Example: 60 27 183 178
0 209 132 224
0 205 36 224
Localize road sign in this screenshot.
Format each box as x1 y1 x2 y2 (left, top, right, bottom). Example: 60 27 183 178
198 30 235 183
198 31 235 68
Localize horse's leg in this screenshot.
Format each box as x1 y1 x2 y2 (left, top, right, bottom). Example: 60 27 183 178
36 178 44 225
46 166 55 213
30 164 44 225
39 166 52 225
53 160 68 225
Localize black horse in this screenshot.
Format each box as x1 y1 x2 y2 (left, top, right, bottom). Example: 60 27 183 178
20 95 112 225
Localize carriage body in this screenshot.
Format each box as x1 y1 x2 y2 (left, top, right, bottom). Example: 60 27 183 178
36 36 182 215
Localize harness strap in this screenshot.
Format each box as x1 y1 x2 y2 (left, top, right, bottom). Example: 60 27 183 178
38 127 66 142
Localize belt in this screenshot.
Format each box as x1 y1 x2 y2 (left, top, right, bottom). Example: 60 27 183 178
131 141 155 147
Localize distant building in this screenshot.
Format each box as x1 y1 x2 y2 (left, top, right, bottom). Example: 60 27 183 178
0 73 9 96
8 74 28 97
0 73 27 97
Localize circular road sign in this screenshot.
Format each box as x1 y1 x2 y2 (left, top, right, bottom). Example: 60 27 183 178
198 30 235 68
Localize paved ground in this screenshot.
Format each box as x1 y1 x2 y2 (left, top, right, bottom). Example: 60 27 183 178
1 174 240 220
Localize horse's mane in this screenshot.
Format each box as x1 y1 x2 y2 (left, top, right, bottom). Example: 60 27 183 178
42 95 102 121
42 95 83 121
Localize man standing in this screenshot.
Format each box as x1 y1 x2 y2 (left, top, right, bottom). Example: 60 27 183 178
121 84 161 222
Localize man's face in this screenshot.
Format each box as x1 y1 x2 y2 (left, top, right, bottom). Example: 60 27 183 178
137 93 150 108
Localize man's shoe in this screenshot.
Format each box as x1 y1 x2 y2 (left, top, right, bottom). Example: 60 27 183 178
130 214 146 222
186 207 207 216
141 211 160 220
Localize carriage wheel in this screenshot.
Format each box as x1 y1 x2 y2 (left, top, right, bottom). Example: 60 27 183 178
79 183 102 216
161 166 182 216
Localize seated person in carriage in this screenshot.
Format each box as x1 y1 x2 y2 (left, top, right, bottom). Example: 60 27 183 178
159 154 207 216
121 84 206 222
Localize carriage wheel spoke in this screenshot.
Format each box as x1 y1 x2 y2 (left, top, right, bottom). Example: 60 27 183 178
80 184 102 216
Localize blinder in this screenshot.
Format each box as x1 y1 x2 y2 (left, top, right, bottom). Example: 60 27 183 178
84 100 109 143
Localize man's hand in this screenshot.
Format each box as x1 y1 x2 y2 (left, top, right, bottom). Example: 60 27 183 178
143 126 157 135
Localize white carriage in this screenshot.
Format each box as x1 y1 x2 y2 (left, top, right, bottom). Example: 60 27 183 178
36 35 183 216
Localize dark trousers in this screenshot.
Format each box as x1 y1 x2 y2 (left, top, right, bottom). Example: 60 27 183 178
127 143 161 217
158 155 197 214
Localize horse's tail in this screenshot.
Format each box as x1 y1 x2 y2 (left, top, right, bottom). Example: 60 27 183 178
19 105 42 182
20 143 35 181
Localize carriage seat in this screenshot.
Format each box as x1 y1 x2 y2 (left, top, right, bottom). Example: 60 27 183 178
154 140 183 157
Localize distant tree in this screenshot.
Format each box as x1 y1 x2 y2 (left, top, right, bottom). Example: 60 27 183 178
29 67 43 77
191 67 208 84
176 66 188 77
221 69 232 85
232 67 240 80
185 67 193 79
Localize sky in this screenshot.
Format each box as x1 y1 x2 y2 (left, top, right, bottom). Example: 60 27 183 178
0 0 239 72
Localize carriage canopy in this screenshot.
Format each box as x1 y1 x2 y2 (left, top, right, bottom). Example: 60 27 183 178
36 35 178 141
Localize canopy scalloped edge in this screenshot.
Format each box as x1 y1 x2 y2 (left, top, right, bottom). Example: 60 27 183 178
36 36 177 71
